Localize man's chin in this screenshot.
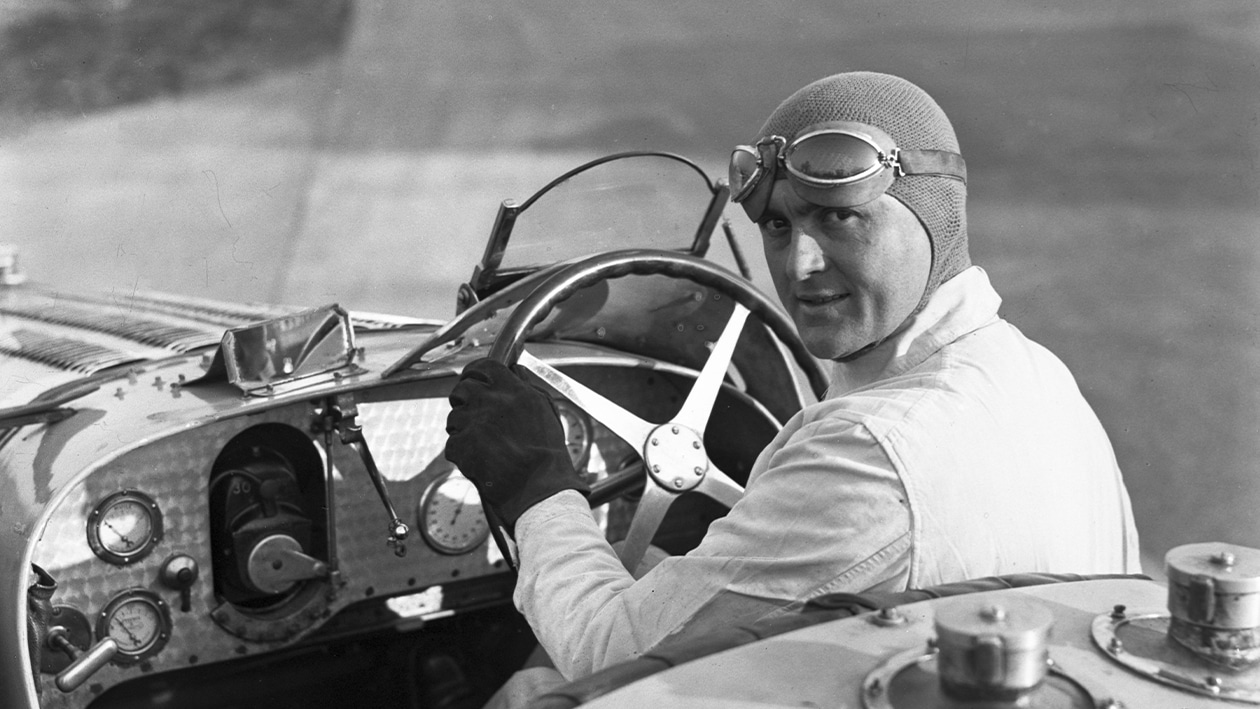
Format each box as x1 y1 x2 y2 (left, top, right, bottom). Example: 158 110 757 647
800 331 867 361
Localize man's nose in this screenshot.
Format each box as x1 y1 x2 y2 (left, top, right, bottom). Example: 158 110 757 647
786 232 826 281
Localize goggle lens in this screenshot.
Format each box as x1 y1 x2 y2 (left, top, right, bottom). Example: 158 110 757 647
783 131 884 184
728 146 763 201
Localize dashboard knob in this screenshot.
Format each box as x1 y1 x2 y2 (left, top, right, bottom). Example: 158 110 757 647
160 554 200 612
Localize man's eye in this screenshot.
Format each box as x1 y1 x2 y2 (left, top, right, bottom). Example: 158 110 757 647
759 218 790 236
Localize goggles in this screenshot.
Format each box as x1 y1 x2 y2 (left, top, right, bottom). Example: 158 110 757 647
728 121 967 222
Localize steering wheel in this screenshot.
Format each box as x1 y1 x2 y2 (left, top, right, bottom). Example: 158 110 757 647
487 249 827 573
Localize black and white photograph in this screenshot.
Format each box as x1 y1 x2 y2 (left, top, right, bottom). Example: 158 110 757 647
2 2 1257 707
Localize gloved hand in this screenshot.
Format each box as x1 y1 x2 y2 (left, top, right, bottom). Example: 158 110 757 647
445 358 589 534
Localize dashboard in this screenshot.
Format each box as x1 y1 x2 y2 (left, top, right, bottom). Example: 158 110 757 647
28 359 778 707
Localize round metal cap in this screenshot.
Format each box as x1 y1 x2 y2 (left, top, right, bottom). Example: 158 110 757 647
1166 542 1260 594
935 597 1055 652
934 597 1054 699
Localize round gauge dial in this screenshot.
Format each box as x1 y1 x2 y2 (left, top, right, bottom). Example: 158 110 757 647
554 399 592 468
419 471 490 555
87 490 163 565
97 589 171 664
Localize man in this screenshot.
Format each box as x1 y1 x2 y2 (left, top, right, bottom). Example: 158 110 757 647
446 71 1141 693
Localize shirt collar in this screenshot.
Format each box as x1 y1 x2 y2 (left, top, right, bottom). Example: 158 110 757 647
827 266 1002 396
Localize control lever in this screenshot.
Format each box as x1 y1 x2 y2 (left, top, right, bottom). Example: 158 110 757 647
47 629 117 692
160 554 200 612
328 395 410 556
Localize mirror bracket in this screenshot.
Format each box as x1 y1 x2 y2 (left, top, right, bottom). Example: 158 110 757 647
187 304 358 397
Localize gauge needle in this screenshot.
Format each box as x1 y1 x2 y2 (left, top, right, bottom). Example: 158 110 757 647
450 487 473 525
104 520 133 546
112 617 140 645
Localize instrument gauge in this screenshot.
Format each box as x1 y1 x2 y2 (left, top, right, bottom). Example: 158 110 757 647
87 490 163 565
554 400 592 468
97 589 171 664
419 470 490 555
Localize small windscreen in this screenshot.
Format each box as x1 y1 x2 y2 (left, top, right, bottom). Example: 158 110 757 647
497 154 716 272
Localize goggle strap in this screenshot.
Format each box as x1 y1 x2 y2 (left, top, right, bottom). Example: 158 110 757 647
897 149 967 184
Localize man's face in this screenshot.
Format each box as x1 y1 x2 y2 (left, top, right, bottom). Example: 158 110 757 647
759 181 931 360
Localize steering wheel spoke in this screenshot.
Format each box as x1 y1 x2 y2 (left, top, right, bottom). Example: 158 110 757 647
694 463 744 508
615 484 676 573
672 303 750 433
518 350 656 450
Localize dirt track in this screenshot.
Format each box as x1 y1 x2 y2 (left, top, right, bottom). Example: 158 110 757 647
3 0 1259 572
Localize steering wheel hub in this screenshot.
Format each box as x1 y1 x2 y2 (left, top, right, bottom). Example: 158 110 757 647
643 423 708 492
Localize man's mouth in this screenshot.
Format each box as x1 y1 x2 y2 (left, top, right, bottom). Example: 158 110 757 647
796 293 848 307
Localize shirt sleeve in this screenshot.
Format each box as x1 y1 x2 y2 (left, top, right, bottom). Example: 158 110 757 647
512 417 912 680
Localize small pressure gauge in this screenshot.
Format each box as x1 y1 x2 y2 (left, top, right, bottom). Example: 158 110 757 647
97 589 171 664
87 490 163 565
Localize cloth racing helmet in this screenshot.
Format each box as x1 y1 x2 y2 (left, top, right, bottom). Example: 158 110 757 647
741 71 970 308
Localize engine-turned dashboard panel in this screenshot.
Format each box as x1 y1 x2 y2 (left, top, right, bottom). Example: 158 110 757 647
30 393 507 704
28 362 779 707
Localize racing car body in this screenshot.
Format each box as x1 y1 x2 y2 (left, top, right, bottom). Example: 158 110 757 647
4 152 1256 709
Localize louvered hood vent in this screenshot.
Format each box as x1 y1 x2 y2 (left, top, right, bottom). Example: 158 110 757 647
0 285 305 375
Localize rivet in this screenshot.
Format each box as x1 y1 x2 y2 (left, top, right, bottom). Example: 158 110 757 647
652 465 660 473
692 441 701 449
1212 551 1237 567
651 438 659 446
980 605 1007 623
1109 637 1124 654
671 425 679 434
694 467 703 475
672 479 684 489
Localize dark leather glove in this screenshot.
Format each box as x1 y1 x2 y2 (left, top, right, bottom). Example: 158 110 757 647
445 358 589 534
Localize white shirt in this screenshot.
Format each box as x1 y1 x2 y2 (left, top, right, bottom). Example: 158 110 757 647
512 266 1142 680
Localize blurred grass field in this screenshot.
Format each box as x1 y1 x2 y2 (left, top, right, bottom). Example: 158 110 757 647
2 0 1258 570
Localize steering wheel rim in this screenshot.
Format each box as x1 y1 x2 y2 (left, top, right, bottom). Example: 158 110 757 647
487 249 826 573
488 249 827 397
